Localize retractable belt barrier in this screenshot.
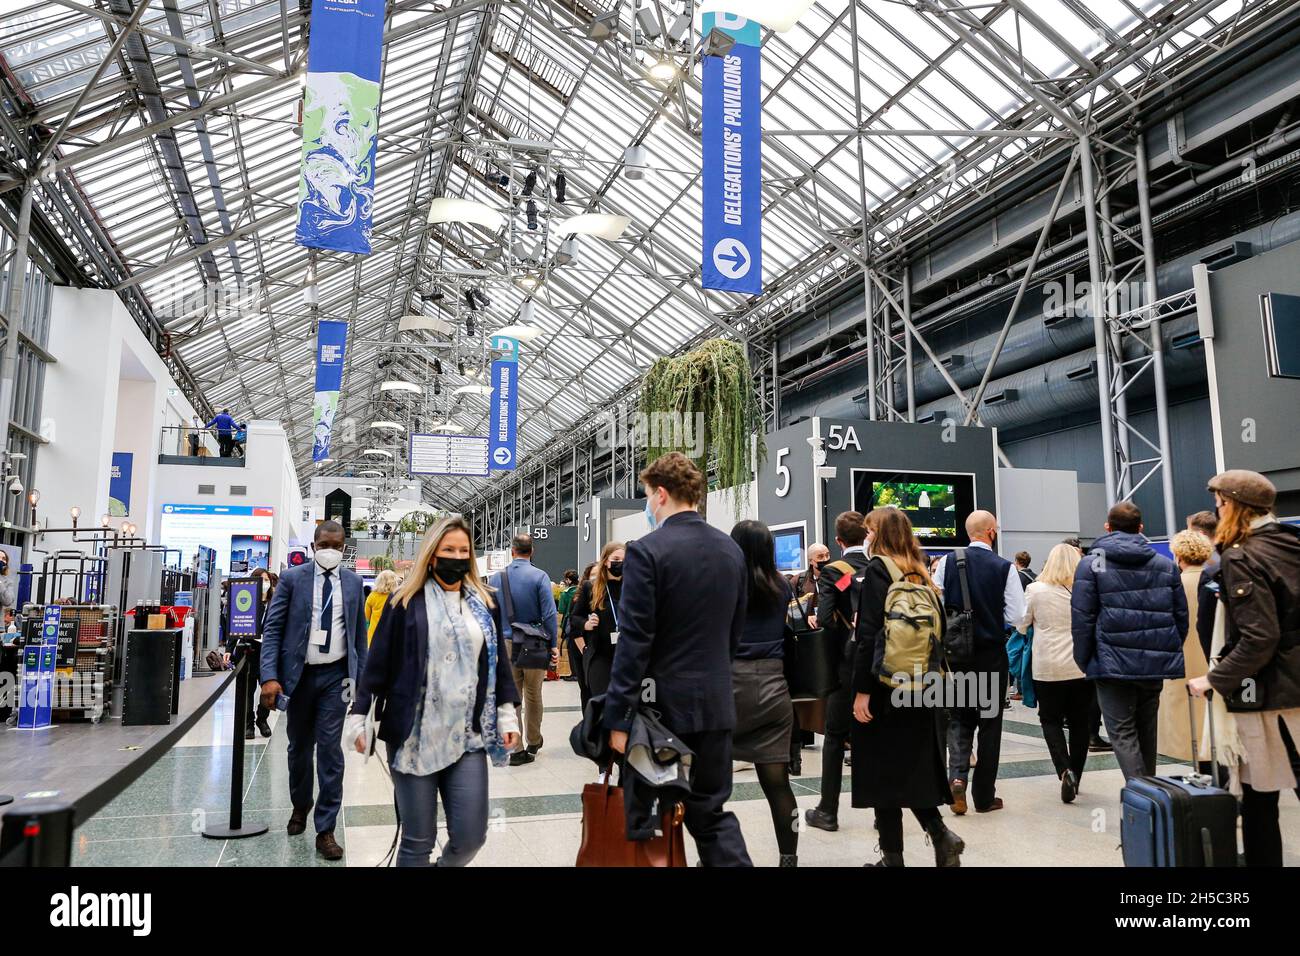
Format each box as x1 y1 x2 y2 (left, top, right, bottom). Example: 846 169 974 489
0 647 267 866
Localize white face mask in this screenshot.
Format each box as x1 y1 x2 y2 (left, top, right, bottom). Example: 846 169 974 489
314 548 342 571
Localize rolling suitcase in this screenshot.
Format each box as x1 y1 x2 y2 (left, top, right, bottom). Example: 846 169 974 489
1120 689 1236 867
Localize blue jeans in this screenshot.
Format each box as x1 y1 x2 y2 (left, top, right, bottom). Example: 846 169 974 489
391 750 489 867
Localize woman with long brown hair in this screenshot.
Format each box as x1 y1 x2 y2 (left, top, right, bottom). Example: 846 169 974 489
346 515 520 866
1189 470 1300 866
850 508 964 866
568 541 626 699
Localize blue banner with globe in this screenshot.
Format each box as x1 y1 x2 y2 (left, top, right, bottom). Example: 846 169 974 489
295 0 385 255
313 320 348 462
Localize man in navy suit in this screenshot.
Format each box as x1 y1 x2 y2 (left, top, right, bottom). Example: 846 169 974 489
604 453 752 866
260 520 367 860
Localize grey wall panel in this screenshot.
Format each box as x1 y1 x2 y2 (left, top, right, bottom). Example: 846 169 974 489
527 525 578 582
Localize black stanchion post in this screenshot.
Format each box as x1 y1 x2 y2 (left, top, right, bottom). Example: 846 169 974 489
0 802 75 866
202 650 268 839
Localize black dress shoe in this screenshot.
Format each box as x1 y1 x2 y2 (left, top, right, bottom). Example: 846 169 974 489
510 751 535 766
244 727 255 740
1089 735 1113 752
1060 769 1078 804
256 717 272 738
927 825 965 867
804 807 838 832
789 756 802 777
287 808 309 835
526 738 543 755
316 831 343 861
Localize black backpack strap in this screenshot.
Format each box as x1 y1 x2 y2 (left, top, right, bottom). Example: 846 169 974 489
953 548 972 613
499 568 515 627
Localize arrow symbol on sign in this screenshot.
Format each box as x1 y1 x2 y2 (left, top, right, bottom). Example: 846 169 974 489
719 245 746 271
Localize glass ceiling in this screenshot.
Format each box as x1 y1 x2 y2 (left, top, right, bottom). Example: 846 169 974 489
0 0 1283 508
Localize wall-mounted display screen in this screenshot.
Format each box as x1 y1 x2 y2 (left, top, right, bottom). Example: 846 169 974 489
851 470 976 548
771 522 807 574
230 534 271 574
160 504 274 576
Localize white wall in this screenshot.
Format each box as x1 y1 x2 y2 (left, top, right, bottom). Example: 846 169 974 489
704 481 757 537
998 467 1082 567
36 288 197 548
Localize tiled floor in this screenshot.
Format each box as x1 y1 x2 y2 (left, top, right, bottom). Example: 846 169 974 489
72 679 1300 867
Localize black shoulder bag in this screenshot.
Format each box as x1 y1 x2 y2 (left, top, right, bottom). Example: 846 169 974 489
500 569 552 669
942 549 977 670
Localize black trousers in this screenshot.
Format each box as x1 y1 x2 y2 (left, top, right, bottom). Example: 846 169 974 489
567 636 590 713
946 654 1009 810
218 434 234 457
678 729 752 867
1035 678 1092 782
816 646 855 816
876 806 943 854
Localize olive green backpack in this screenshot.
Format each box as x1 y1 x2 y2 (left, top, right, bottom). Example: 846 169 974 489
875 555 946 691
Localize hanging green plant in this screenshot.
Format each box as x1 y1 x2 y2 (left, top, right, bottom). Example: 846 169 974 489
638 338 764 515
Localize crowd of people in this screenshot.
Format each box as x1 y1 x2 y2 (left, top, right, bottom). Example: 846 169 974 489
252 454 1299 868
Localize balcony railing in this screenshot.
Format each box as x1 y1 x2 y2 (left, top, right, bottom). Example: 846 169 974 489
158 425 246 466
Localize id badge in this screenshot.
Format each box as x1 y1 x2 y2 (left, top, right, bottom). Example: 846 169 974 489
312 628 329 649
609 630 620 645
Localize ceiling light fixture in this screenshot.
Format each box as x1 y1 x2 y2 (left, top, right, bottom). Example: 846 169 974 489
362 449 394 458
380 380 422 394
426 197 506 230
370 421 404 431
399 314 453 335
453 384 494 397
554 212 631 241
649 58 678 81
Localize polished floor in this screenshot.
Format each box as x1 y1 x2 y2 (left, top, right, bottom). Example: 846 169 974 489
71 679 1300 867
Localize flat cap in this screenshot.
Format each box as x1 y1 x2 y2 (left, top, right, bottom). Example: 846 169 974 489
1207 469 1276 510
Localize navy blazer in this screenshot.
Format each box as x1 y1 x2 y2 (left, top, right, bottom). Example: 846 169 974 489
260 562 368 696
488 558 559 648
351 587 520 751
603 511 747 734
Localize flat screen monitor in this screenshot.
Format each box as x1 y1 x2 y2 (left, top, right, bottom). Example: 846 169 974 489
851 470 976 548
1261 292 1300 379
771 523 807 574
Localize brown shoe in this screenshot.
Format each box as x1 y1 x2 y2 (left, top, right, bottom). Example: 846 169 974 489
287 807 309 835
316 831 344 861
976 797 1005 814
950 779 967 815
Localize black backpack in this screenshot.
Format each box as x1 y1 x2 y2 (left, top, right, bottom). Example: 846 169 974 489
942 549 977 670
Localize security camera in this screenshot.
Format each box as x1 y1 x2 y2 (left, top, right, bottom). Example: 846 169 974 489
8 476 23 496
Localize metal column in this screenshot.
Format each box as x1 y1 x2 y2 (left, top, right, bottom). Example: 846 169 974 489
1135 135 1178 535
848 0 877 421
0 184 33 464
1078 136 1119 505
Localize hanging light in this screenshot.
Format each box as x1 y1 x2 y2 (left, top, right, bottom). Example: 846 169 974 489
522 169 537 196
433 358 443 375
525 199 539 231
370 421 404 431
554 170 567 203
426 197 506 230
623 144 649 181
649 58 678 81
362 449 394 458
554 213 631 241
380 380 422 394
453 384 494 396
466 314 476 336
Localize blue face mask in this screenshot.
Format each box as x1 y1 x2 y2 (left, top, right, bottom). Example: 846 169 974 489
645 499 658 531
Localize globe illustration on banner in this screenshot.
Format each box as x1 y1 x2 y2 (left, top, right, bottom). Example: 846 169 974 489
295 72 380 253
235 590 254 613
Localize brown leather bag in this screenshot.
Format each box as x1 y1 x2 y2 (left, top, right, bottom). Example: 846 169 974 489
575 768 687 867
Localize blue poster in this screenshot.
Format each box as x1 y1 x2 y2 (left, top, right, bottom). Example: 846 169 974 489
108 451 133 517
701 12 762 295
228 580 261 637
17 606 60 729
294 0 385 255
312 319 348 462
488 335 519 471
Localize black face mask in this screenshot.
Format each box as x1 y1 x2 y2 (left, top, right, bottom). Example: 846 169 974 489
607 561 624 578
431 556 472 584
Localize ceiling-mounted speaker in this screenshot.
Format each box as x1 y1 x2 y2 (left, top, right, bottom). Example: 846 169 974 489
623 144 649 181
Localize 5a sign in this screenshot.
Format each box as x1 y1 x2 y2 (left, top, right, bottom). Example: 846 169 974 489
826 424 861 452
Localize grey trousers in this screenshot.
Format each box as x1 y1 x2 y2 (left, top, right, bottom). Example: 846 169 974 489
1095 678 1163 781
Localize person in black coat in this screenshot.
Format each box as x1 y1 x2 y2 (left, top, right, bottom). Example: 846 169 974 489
604 452 752 867
850 507 964 867
569 542 625 699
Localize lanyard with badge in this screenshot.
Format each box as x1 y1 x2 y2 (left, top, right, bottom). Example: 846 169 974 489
608 592 620 645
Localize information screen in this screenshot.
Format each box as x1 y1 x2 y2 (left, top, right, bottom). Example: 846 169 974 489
771 524 807 574
409 433 490 477
851 470 976 548
160 504 274 575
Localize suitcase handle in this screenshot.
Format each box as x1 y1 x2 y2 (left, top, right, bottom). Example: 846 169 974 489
1185 686 1220 788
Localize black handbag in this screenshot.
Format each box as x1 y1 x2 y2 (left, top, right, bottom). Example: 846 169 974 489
784 594 839 700
499 569 552 669
942 549 977 670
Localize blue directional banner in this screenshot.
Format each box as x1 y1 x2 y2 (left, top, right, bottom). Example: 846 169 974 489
17 606 60 729
701 12 762 295
488 335 519 471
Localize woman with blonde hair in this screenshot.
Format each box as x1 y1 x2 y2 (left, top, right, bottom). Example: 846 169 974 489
365 569 400 645
346 516 519 866
850 508 964 866
1157 531 1213 764
1018 543 1088 802
567 541 625 698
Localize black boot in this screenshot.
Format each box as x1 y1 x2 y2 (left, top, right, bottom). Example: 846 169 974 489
804 807 838 832
870 850 905 867
779 853 798 868
925 821 965 868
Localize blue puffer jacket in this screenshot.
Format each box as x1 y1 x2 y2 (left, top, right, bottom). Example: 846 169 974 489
1071 531 1188 680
